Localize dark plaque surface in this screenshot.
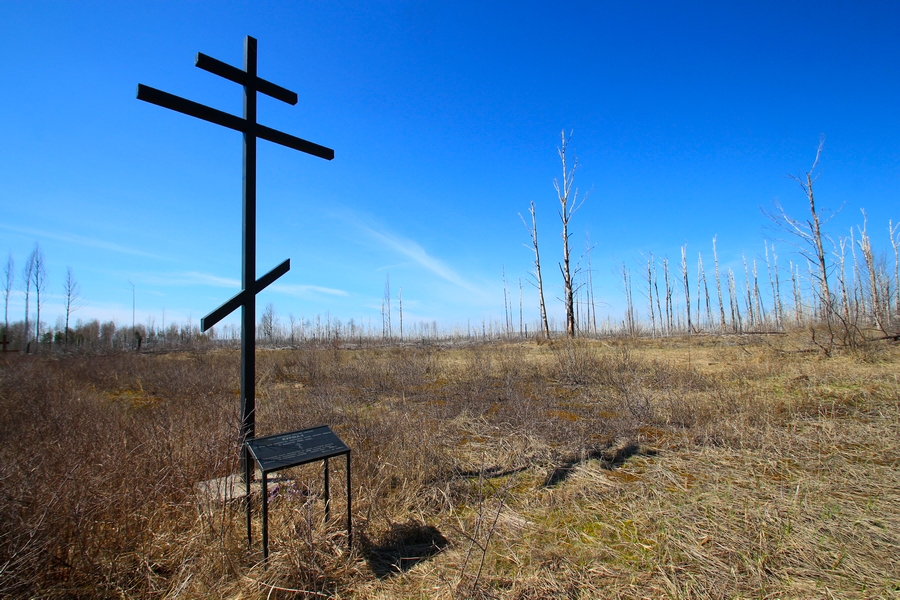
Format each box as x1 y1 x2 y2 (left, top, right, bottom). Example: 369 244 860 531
247 425 350 474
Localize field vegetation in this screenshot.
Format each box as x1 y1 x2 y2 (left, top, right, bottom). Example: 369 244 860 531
2 332 898 598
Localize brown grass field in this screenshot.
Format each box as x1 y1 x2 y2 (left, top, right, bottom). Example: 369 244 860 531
1 333 898 598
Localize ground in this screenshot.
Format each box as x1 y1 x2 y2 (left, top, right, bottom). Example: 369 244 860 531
1 333 898 598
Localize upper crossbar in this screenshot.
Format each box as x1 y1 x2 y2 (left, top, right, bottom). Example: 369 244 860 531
195 52 298 105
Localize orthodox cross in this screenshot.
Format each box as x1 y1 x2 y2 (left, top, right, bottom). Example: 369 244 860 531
137 36 333 481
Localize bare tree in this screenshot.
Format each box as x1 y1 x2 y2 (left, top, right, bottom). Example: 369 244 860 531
398 287 403 342
680 245 692 333
128 280 136 349
836 236 850 322
857 210 886 333
63 266 83 346
697 252 712 329
584 237 598 335
807 258 823 321
727 268 741 333
765 242 782 330
554 130 586 338
21 246 37 349
31 246 48 347
850 228 863 323
502 266 511 337
518 278 524 337
663 257 673 334
712 236 726 333
766 139 836 331
382 274 391 342
790 260 803 326
752 259 764 329
890 219 899 327
772 245 784 329
260 303 277 343
2 253 13 338
653 254 664 336
742 253 754 328
622 263 635 337
520 201 550 338
645 253 656 336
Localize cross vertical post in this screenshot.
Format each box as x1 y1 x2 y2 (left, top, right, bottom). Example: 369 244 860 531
137 35 334 490
241 36 259 479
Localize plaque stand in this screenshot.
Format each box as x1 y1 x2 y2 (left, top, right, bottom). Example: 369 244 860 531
245 425 351 559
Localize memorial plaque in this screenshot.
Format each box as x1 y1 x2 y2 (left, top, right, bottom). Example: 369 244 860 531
247 426 350 473
245 425 351 559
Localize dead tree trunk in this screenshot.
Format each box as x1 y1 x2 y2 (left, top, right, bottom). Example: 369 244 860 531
680 245 692 334
770 140 834 325
742 253 754 329
520 201 551 339
753 259 764 330
502 266 511 338
32 246 46 348
728 268 742 333
773 246 784 330
851 229 863 325
623 263 635 337
663 258 673 334
858 211 886 333
519 277 524 337
653 256 664 336
891 219 899 327
646 253 656 336
713 236 726 333
837 237 853 334
3 253 13 341
698 252 712 329
63 266 82 347
382 275 391 343
22 246 36 349
790 260 803 326
585 236 598 336
554 130 585 338
765 242 781 330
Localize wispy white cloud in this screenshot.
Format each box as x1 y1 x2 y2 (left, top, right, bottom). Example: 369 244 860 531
360 225 483 295
272 284 349 298
135 271 240 288
0 224 166 260
137 272 347 298
182 272 241 288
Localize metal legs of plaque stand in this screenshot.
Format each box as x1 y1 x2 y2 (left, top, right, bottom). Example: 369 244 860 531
245 440 351 560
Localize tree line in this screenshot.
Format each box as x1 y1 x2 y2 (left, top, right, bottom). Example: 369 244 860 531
2 244 84 352
516 135 900 349
7 137 896 352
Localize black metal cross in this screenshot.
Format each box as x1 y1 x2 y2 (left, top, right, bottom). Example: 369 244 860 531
137 36 333 482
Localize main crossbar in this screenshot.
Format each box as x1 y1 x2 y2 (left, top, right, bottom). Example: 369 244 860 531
136 84 334 160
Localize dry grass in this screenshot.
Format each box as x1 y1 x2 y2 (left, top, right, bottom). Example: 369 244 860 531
1 335 898 598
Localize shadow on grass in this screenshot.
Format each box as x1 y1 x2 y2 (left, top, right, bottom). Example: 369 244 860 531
543 442 658 487
363 521 449 578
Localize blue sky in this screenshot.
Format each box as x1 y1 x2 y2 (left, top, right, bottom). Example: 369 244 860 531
2 1 898 333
